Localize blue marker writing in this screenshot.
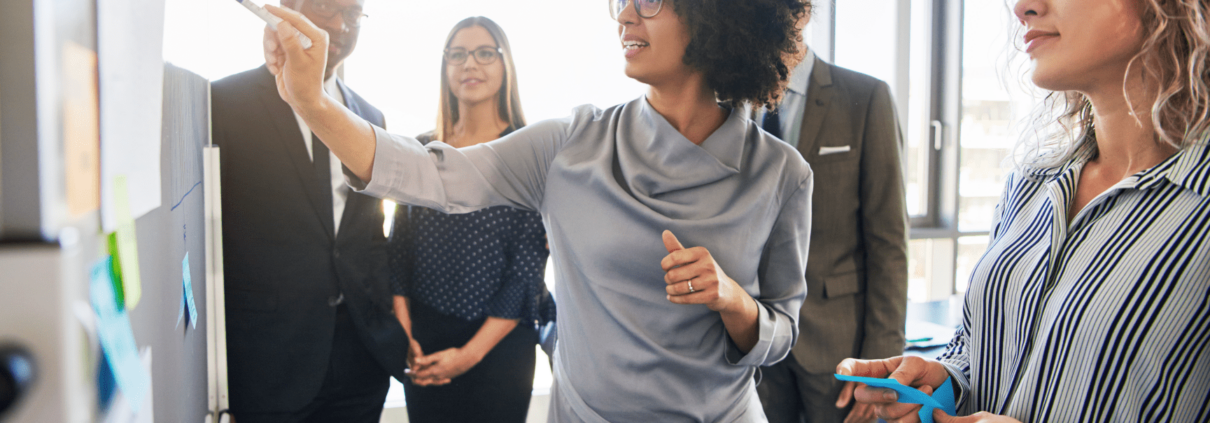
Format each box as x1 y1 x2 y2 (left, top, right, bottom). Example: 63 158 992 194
236 0 313 50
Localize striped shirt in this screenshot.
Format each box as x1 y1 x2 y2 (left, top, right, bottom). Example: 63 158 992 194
938 140 1210 422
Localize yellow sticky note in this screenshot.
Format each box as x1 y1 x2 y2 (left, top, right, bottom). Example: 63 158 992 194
62 42 100 217
114 175 142 309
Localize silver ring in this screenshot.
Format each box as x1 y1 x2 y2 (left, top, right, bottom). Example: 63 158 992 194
688 280 695 293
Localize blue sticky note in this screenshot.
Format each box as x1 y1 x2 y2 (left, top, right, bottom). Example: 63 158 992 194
96 350 116 411
835 374 956 423
176 289 185 329
182 253 198 329
90 257 150 411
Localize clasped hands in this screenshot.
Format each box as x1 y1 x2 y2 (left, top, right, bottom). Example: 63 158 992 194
836 356 1022 423
404 338 478 387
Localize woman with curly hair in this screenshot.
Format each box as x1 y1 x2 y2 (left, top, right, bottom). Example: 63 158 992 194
264 0 812 420
839 0 1210 422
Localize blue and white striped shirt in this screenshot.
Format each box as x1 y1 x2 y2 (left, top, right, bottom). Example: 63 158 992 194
939 140 1210 422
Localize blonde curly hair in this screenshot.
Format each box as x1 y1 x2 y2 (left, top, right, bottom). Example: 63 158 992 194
1015 0 1210 170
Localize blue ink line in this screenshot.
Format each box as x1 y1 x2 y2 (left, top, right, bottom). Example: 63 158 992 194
170 181 203 211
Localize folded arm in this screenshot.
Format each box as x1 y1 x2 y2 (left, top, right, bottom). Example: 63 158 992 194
725 176 813 366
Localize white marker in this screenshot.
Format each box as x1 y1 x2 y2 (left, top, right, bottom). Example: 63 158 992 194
236 0 313 50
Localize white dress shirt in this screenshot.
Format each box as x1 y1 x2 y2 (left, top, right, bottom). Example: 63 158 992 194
293 76 348 235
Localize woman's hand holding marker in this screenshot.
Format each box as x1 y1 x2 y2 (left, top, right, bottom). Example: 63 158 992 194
262 5 329 111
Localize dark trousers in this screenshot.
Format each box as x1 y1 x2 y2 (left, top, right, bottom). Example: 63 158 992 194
403 301 537 423
756 353 851 423
235 305 391 423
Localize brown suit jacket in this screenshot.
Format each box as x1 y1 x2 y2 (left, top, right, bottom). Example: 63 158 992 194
784 57 908 373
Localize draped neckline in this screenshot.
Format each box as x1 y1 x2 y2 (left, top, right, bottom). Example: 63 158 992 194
615 97 746 198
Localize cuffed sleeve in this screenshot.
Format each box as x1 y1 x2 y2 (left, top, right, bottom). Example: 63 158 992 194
937 313 974 414
486 209 550 323
726 175 813 366
724 302 792 366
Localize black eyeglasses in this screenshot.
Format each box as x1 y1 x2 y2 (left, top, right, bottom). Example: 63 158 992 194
609 0 663 20
444 47 503 66
303 0 368 28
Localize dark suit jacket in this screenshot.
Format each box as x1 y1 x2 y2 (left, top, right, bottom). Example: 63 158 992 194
211 66 408 413
787 57 908 373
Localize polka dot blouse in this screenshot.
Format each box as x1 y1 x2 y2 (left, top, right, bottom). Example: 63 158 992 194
386 132 554 327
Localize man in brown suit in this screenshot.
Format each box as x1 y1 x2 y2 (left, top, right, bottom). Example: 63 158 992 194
754 46 909 423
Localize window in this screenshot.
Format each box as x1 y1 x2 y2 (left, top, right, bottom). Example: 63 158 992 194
832 0 1043 301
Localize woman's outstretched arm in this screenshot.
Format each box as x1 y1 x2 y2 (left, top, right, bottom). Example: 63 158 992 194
262 5 568 213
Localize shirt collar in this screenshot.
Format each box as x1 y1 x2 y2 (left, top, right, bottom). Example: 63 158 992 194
1136 138 1210 198
1052 136 1210 199
786 49 815 96
618 97 744 197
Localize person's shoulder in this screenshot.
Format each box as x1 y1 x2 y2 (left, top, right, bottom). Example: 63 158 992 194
826 62 886 91
568 102 622 124
519 102 623 140
211 66 269 97
823 63 893 107
570 98 650 125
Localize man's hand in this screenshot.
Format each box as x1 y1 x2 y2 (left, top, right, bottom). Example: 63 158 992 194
408 347 480 386
836 356 951 423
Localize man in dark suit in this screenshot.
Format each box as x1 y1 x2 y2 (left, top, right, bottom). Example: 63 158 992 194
754 45 909 423
211 0 408 421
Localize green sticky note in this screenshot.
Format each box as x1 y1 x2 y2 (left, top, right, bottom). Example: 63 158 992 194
113 175 142 309
107 232 125 309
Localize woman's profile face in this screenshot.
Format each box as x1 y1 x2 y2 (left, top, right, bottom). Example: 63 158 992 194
446 25 506 109
616 0 693 86
1015 0 1145 93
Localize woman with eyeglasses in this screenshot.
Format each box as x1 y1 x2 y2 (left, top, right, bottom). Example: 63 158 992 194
264 0 813 421
385 16 554 423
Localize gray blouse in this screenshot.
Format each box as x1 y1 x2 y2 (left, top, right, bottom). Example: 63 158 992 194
357 97 813 422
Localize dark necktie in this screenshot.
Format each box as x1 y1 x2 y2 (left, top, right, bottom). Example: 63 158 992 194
312 133 334 226
761 109 782 140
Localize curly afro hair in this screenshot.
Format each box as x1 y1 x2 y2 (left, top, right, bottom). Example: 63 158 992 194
672 0 811 109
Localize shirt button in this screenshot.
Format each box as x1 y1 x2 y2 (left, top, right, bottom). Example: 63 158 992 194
333 249 341 259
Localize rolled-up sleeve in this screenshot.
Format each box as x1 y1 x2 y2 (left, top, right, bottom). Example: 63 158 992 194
354 118 571 214
725 176 813 366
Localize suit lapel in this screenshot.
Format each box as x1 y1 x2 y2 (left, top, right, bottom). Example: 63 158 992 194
334 78 368 240
253 66 336 239
797 57 834 159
